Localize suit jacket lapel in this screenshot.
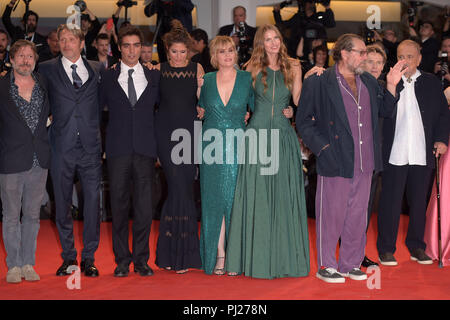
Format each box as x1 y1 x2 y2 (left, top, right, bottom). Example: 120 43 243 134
327 65 351 135
113 63 133 106
56 57 77 100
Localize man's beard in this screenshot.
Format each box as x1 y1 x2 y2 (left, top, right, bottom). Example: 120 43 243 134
0 46 6 54
13 63 35 76
26 24 37 33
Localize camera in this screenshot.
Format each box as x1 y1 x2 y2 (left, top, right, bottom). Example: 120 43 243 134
74 0 86 12
280 0 293 9
365 28 375 45
117 0 138 8
0 60 12 74
237 21 250 67
439 51 449 77
408 1 424 27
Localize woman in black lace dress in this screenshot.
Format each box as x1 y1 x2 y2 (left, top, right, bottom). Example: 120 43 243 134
154 24 204 274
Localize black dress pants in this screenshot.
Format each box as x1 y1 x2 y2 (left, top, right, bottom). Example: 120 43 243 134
108 153 155 267
377 164 433 255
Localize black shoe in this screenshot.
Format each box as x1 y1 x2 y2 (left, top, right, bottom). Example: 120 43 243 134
379 252 398 266
56 260 78 276
134 264 154 276
114 264 130 277
361 256 379 268
80 259 99 277
410 248 433 265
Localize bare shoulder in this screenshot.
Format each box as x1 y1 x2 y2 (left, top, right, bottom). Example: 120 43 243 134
196 62 204 75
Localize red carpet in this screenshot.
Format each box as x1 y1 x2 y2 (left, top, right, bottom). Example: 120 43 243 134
0 214 449 300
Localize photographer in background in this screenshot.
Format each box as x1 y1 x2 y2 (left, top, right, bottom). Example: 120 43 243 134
374 28 399 70
409 20 440 73
218 6 256 67
74 1 102 59
144 0 195 62
2 0 46 51
273 0 335 59
434 36 450 90
38 30 60 63
0 29 11 77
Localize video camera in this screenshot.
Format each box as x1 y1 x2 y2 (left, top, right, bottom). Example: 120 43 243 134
117 0 138 8
279 0 331 10
407 1 424 27
237 21 250 67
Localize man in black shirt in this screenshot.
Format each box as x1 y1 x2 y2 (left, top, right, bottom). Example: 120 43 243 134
1 0 46 51
0 29 11 76
273 0 335 59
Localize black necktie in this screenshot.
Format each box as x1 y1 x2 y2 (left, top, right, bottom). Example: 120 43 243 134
71 64 83 89
128 69 137 106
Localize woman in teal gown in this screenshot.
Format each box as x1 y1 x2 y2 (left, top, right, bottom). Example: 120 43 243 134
197 36 254 275
225 24 310 279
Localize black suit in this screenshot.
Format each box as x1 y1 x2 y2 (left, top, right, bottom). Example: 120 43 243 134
100 63 160 268
0 72 50 174
377 71 450 255
39 57 103 262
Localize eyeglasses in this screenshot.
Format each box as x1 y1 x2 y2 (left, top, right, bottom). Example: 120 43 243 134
350 49 367 57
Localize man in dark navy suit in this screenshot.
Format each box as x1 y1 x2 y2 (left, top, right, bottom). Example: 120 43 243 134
39 24 103 277
99 25 160 277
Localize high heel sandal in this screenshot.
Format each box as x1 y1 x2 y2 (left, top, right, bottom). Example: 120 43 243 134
213 257 226 275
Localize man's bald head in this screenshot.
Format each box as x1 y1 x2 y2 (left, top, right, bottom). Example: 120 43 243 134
397 40 422 78
398 39 421 54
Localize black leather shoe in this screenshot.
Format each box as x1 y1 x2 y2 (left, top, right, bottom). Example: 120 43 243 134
114 265 130 277
134 264 154 276
56 260 78 276
81 259 99 277
361 256 379 268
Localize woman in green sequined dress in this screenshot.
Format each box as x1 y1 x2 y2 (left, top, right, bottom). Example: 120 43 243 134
225 24 310 279
197 36 254 275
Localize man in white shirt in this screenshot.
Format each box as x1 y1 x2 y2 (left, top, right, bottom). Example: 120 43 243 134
99 25 161 278
377 40 450 266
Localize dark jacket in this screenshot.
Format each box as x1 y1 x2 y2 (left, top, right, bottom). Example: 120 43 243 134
218 23 256 45
99 63 160 159
1 5 46 51
296 65 397 178
144 0 194 33
0 72 50 173
38 57 103 154
382 71 450 169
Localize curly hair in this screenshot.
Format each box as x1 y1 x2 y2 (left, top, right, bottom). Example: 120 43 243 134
244 24 295 93
162 19 192 50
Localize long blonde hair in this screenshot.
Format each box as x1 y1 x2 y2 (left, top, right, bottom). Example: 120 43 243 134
244 24 295 92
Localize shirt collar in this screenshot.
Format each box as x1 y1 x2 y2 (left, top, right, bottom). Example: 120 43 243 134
120 61 143 75
402 69 421 84
61 55 84 70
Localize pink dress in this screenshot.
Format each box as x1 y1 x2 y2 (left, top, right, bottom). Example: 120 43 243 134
424 142 450 266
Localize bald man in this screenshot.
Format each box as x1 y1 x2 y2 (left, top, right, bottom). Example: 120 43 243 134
377 40 450 266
